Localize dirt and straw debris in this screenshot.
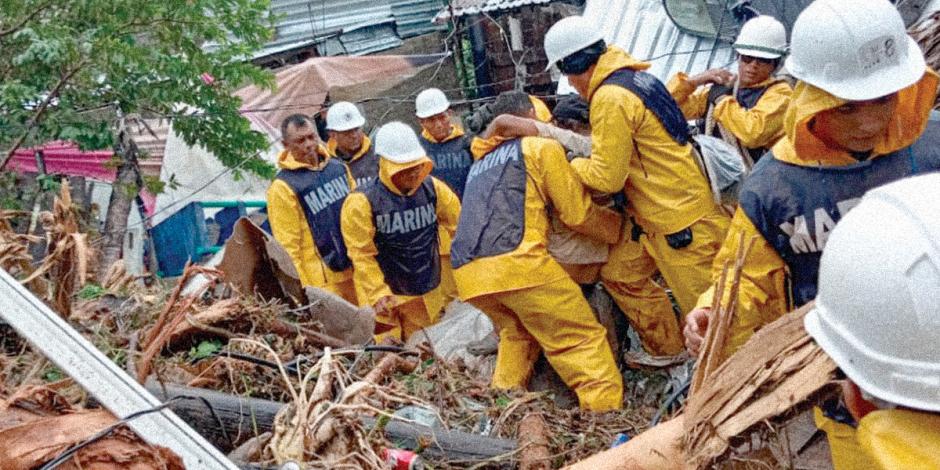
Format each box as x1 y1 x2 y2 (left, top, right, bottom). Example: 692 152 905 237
0 180 820 469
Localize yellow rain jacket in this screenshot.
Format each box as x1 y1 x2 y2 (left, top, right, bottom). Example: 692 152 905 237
529 95 553 123
341 155 461 341
453 135 623 411
816 407 940 470
668 73 792 150
266 147 356 302
573 46 717 234
327 134 372 164
857 409 940 470
418 125 470 301
454 136 622 299
697 70 940 354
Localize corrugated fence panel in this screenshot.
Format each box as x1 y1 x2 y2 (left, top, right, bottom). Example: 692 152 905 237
392 0 448 37
584 0 736 81
266 0 401 56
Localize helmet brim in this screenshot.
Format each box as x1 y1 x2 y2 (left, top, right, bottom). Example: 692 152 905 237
415 102 450 119
326 115 366 132
805 304 940 413
786 36 926 102
733 45 785 59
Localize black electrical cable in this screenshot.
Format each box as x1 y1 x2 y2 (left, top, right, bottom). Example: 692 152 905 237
39 396 197 470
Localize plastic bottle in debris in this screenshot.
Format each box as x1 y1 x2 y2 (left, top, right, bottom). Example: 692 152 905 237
610 432 631 447
382 448 424 470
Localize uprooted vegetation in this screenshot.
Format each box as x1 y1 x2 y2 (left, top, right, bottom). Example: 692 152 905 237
0 180 831 469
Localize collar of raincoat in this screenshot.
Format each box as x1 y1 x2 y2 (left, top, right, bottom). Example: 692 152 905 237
470 135 514 160
378 154 434 196
587 46 652 101
771 69 938 167
421 123 465 144
327 134 372 162
741 76 783 90
276 145 331 170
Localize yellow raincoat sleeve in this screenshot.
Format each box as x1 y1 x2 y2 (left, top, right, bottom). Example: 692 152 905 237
695 207 790 353
857 409 940 470
712 82 792 148
267 180 315 287
571 85 641 194
432 178 461 238
528 139 622 244
340 193 393 307
667 72 709 119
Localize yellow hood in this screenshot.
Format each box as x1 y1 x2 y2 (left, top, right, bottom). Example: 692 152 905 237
421 123 465 144
327 135 372 162
772 69 938 166
378 155 434 196
276 145 331 170
587 46 651 100
470 135 513 160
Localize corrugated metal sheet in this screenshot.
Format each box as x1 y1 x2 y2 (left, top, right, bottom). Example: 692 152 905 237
392 0 448 37
262 0 401 57
586 0 737 81
433 0 553 22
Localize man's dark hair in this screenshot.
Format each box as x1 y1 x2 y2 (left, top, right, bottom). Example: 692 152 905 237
558 40 606 75
490 90 535 118
280 114 313 140
552 95 590 127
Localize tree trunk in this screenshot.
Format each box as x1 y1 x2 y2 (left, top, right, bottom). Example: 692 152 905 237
97 129 140 282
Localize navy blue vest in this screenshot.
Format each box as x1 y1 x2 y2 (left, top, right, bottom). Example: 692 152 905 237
341 142 380 188
701 80 785 162
275 159 352 272
420 133 473 200
362 178 441 296
601 68 690 145
450 139 527 269
739 122 940 307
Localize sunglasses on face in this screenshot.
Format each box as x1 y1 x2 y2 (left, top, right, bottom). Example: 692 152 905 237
738 54 776 65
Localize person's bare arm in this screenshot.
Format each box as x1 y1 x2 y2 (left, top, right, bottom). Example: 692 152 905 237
481 114 539 139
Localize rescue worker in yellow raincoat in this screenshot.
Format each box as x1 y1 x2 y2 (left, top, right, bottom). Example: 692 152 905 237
341 122 461 343
414 88 473 302
325 101 380 188
804 172 940 470
684 0 940 358
529 95 553 122
266 114 358 303
668 15 792 163
450 92 624 411
542 17 731 356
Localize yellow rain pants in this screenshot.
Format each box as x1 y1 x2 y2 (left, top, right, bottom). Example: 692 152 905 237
469 276 624 411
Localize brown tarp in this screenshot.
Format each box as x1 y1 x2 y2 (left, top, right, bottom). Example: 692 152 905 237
236 53 449 134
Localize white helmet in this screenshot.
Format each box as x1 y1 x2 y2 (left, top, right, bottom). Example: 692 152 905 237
415 88 450 119
374 122 427 164
805 173 940 413
543 15 605 71
733 15 788 59
326 101 365 132
785 0 926 101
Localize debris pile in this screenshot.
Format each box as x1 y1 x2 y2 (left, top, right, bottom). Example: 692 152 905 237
0 385 184 469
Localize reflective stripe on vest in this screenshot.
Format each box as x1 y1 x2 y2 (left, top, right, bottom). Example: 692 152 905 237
420 134 473 200
275 159 353 272
601 68 690 145
362 178 441 296
450 139 527 269
739 122 940 306
343 144 380 188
